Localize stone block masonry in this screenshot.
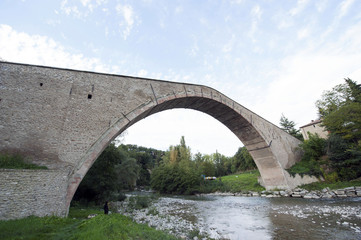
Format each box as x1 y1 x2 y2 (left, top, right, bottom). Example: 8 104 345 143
0 61 314 219
0 169 70 220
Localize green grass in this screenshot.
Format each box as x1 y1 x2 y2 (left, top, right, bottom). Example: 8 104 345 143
300 180 361 191
0 153 47 170
200 170 265 193
220 170 265 192
0 207 179 240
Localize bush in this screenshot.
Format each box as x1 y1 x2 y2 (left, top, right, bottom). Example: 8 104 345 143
117 192 127 202
128 196 153 210
287 159 323 178
150 164 202 194
299 133 326 161
323 171 339 183
326 134 361 180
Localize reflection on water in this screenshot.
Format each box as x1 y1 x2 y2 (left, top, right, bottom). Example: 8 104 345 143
173 195 361 239
268 197 361 240
126 192 361 239
197 197 272 239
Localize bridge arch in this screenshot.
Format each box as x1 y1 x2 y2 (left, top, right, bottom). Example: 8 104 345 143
0 62 312 219
66 90 301 211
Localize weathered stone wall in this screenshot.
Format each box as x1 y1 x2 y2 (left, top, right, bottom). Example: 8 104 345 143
0 169 70 220
0 61 314 219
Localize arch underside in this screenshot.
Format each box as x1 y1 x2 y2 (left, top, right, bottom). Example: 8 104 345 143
67 96 290 211
125 96 288 189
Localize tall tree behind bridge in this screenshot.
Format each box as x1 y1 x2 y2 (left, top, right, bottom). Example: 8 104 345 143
279 114 303 141
315 78 361 180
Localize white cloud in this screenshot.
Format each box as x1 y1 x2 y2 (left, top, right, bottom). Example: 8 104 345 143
338 0 355 19
175 6 183 14
137 69 148 77
0 24 116 73
222 34 235 53
61 0 84 18
315 0 328 12
60 0 107 19
289 0 310 16
116 4 136 39
322 0 355 39
248 5 262 42
251 5 262 20
297 27 310 39
255 49 361 128
230 0 243 4
188 39 199 57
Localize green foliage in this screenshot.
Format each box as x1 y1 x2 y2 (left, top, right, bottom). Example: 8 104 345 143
119 144 164 186
150 136 259 195
286 159 323 178
0 153 47 169
128 195 154 210
0 208 178 240
231 147 256 173
300 180 361 191
74 144 139 203
322 102 361 142
287 133 326 177
299 133 326 161
316 82 351 117
279 114 304 140
150 137 203 195
316 78 361 144
294 78 361 181
323 171 339 183
151 164 202 194
198 171 265 193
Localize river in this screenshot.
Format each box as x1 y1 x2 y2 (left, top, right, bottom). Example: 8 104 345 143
121 193 361 240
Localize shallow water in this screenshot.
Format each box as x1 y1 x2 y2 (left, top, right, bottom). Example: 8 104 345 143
194 196 361 239
124 193 361 239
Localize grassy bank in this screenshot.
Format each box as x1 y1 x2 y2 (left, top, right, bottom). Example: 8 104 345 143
301 180 361 191
201 170 361 193
200 170 265 193
0 207 178 240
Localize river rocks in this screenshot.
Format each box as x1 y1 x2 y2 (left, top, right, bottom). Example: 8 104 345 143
234 186 361 199
197 186 361 200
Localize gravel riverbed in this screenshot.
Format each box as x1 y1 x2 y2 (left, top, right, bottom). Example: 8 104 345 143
114 194 361 240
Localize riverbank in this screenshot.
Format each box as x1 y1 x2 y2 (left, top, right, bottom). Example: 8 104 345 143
0 207 178 240
118 192 361 240
202 171 361 195
206 186 361 199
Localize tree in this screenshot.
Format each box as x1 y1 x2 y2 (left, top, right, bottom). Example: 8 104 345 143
316 78 361 145
74 144 126 203
279 114 303 140
74 144 145 203
115 157 140 189
231 147 256 173
314 78 361 180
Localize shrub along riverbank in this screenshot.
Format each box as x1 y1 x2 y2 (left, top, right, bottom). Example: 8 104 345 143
0 207 178 240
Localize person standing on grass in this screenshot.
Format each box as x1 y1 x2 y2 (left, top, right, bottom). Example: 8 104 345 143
104 201 109 214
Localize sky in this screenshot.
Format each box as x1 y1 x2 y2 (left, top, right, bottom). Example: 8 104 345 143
1 0 361 156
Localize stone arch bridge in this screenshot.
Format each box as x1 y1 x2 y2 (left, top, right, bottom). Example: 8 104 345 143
0 62 314 219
